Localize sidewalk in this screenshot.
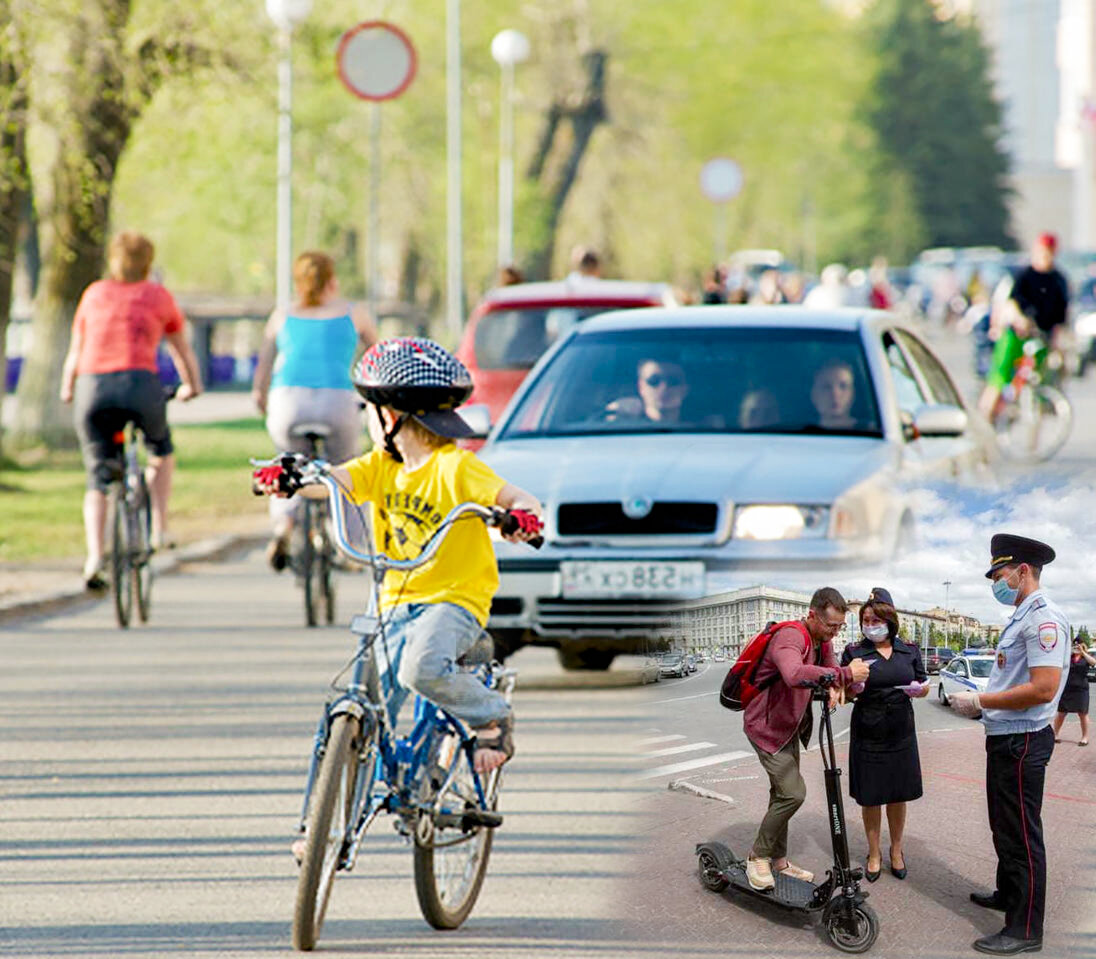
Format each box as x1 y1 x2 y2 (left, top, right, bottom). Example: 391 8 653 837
618 724 1096 959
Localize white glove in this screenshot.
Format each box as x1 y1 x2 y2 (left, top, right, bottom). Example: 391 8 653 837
950 691 981 718
901 680 924 698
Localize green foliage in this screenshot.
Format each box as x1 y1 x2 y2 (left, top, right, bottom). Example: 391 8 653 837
861 0 1013 249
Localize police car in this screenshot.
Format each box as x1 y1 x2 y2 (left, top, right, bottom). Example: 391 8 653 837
937 654 996 710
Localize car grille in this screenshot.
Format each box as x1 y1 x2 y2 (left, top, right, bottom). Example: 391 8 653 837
557 501 718 536
533 598 675 637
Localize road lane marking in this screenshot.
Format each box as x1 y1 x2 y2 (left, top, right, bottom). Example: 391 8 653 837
637 734 687 746
636 749 754 780
644 740 717 758
649 691 718 705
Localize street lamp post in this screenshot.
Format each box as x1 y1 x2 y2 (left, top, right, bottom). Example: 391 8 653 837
266 0 313 312
445 0 463 336
490 29 530 269
942 579 952 648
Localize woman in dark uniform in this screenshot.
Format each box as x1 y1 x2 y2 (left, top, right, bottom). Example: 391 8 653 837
840 588 929 882
1052 641 1095 746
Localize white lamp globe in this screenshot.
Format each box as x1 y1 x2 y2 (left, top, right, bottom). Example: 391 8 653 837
491 29 531 67
266 0 313 30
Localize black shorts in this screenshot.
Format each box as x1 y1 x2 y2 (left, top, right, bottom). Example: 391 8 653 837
73 370 173 492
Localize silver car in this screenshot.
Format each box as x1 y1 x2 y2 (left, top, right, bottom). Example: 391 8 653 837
477 306 997 670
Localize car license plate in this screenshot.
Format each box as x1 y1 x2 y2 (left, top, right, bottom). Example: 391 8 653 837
560 561 705 599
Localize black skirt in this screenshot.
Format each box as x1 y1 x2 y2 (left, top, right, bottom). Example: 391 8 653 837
1059 661 1090 715
848 697 923 807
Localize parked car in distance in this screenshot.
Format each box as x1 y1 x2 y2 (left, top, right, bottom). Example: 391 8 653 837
924 647 944 674
938 648 957 667
639 657 662 684
456 279 676 429
659 653 688 679
1087 646 1096 683
685 654 697 673
481 306 998 671
713 652 726 662
937 654 995 711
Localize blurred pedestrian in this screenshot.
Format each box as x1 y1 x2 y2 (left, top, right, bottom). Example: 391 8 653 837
251 251 377 571
59 231 203 591
1052 639 1094 745
868 256 893 310
701 265 726 304
750 269 787 305
803 263 850 309
951 534 1069 956
839 587 929 882
498 264 524 286
566 245 601 281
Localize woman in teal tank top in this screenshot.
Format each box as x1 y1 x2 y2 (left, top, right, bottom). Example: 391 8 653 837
252 251 377 570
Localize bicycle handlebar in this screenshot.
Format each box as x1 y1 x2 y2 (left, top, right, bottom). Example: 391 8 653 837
249 454 544 569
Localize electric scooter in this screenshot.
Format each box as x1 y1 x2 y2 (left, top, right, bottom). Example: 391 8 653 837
695 675 880 954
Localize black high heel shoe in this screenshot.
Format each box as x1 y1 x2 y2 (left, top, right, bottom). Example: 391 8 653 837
864 856 881 883
890 848 907 880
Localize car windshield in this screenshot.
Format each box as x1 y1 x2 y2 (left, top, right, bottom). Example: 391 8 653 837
968 659 994 678
499 327 883 438
663 654 682 664
474 306 626 370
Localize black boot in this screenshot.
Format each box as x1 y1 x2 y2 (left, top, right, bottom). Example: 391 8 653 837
972 931 1042 955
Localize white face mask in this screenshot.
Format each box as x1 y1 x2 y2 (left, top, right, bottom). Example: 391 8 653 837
862 623 889 644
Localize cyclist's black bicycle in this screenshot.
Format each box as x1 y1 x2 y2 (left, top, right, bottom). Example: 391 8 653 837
250 453 541 950
107 385 177 628
287 423 337 627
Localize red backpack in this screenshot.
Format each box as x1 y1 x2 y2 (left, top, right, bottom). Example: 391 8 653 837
719 620 811 711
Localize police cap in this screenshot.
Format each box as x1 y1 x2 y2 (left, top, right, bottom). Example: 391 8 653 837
867 586 894 607
984 533 1056 579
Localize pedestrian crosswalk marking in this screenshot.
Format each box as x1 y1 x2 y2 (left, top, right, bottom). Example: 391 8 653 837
638 734 687 746
637 750 754 780
644 740 717 758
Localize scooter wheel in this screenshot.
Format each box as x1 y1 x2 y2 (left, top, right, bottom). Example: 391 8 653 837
822 900 879 954
696 842 732 892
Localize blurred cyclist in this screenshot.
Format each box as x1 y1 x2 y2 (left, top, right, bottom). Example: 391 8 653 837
251 251 377 570
59 231 202 591
978 233 1070 418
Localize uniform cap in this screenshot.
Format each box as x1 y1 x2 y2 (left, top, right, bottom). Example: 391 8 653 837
867 586 894 608
985 533 1056 579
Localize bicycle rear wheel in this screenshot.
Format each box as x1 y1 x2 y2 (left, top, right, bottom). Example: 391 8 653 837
301 503 319 628
134 473 153 623
412 733 500 929
293 714 366 951
995 383 1072 463
110 486 133 628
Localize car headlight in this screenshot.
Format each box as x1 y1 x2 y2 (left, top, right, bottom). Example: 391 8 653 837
732 505 830 540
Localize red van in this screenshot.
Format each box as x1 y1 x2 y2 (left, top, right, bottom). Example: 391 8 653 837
456 279 675 426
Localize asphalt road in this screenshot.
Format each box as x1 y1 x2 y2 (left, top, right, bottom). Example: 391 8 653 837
0 545 653 959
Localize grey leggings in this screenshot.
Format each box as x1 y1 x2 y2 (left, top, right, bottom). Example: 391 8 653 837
265 386 363 527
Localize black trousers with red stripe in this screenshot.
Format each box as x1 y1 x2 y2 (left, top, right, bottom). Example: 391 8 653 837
985 726 1055 940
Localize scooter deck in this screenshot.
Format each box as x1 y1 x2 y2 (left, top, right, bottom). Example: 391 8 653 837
724 861 821 910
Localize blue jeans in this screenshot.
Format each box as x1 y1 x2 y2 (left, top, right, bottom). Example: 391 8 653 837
373 602 510 729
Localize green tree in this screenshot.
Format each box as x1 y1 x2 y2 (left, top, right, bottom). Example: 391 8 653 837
861 0 1013 249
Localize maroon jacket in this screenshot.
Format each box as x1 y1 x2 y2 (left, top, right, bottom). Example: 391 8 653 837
744 623 856 754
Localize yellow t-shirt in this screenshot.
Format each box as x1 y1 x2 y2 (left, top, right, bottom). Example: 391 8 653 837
342 445 507 625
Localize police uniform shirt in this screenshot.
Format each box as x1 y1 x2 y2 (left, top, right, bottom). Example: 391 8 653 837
981 589 1071 735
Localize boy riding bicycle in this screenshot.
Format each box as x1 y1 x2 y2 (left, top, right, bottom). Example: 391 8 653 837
253 337 543 775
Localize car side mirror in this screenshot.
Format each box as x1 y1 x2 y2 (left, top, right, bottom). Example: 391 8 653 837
911 404 967 438
460 403 492 439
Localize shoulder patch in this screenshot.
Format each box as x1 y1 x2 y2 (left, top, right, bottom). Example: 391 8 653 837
997 650 1006 669
1037 622 1059 652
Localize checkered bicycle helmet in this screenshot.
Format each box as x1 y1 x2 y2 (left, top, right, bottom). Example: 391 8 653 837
351 337 475 458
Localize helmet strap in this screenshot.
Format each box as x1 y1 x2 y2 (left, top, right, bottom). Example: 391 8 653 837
375 404 409 462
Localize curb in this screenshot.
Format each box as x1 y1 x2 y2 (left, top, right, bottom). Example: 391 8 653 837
0 532 266 625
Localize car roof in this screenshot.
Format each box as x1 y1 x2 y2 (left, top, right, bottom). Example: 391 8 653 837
576 305 882 334
478 279 673 308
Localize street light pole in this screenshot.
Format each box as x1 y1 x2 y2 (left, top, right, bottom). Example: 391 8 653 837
266 0 313 312
491 29 530 269
942 580 952 648
446 0 463 336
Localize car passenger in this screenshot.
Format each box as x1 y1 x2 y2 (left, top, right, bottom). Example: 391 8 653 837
738 388 781 430
810 358 857 430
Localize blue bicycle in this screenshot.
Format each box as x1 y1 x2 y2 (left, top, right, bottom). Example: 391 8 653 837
251 454 532 950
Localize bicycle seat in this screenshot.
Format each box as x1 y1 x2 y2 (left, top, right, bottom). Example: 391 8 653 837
290 422 333 440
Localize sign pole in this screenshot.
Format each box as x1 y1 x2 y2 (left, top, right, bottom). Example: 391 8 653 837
368 102 382 326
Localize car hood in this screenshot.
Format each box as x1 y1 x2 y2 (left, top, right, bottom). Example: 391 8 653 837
480 433 898 505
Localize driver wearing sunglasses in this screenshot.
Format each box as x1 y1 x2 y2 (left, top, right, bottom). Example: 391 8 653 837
635 359 688 423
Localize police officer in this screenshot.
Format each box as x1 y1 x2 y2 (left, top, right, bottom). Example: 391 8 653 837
949 534 1069 956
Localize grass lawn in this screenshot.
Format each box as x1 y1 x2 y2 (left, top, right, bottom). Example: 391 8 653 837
0 418 274 564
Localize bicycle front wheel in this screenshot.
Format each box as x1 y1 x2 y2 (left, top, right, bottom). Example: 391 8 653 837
110 486 133 628
996 383 1072 463
412 734 500 929
134 473 153 622
292 714 363 951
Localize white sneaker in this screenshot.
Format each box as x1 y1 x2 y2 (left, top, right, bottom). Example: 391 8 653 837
779 861 814 883
746 856 775 891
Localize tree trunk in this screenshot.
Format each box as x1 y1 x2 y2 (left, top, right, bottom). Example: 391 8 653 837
13 3 134 447
0 3 30 457
522 50 608 281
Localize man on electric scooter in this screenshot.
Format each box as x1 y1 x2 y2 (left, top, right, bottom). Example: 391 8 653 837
744 587 870 891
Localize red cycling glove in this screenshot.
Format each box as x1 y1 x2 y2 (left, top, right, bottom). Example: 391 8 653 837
252 464 300 496
509 509 543 536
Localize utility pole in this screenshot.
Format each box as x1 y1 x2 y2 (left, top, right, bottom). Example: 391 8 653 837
942 580 952 648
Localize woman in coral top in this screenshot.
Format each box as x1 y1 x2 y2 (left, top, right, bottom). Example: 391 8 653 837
60 232 202 591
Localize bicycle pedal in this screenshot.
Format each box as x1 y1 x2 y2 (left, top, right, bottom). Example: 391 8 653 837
435 808 503 830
